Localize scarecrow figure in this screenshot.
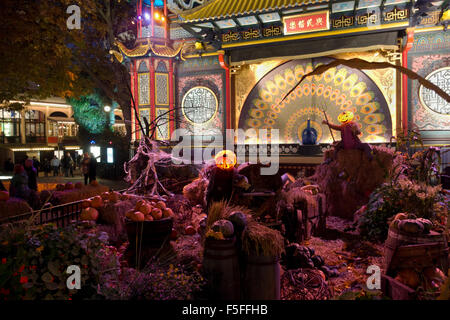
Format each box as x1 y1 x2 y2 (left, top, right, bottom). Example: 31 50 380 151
322 111 373 162
205 150 249 210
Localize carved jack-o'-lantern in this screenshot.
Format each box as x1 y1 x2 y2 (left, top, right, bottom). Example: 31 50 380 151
337 111 354 124
215 150 236 170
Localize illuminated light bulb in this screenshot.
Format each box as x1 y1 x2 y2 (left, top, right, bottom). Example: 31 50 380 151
161 16 165 22
154 12 161 20
144 12 150 21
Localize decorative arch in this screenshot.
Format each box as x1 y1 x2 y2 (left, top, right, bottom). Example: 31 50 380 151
49 111 68 118
138 60 149 72
238 57 392 144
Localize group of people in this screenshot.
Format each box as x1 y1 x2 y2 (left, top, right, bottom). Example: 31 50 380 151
1 151 98 208
47 152 81 177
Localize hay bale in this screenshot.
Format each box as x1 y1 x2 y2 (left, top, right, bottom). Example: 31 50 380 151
49 185 109 205
0 197 32 219
183 177 208 206
311 146 396 219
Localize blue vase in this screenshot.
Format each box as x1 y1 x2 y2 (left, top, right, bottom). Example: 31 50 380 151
302 119 318 145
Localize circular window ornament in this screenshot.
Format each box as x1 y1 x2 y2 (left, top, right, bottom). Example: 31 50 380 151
419 67 450 115
182 86 218 124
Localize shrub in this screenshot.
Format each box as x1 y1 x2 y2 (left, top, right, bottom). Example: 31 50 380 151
0 221 121 300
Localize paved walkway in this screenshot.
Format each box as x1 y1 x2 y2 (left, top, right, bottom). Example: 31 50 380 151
1 169 129 191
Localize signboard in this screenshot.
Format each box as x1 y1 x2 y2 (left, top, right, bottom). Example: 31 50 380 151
283 11 329 35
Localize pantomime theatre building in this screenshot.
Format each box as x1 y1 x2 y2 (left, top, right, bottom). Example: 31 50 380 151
116 0 450 170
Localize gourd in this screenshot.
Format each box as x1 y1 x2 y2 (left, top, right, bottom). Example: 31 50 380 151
214 150 237 170
101 192 109 200
227 211 247 232
184 225 196 235
90 196 103 208
155 201 166 210
109 192 120 203
151 208 162 220
75 182 83 189
138 203 152 215
162 208 174 218
80 207 99 221
65 182 74 190
81 200 92 209
130 211 145 222
212 219 234 238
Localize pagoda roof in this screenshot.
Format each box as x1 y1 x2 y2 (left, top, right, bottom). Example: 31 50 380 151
180 0 330 23
115 41 183 58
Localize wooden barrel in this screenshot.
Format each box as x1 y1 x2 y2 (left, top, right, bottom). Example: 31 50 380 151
242 255 280 300
203 237 241 300
126 217 173 249
384 227 449 275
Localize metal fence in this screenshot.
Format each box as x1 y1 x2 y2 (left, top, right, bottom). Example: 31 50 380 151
0 189 128 228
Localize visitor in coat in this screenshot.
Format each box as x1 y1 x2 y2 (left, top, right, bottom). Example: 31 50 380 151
24 159 38 191
81 153 91 185
32 156 40 176
88 153 97 183
9 164 31 200
62 152 74 177
50 156 60 176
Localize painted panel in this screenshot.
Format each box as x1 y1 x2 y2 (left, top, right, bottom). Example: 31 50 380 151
238 57 393 144
138 73 150 105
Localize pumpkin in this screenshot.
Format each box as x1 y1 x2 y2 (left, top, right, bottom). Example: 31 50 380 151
90 180 99 187
144 214 154 221
398 219 424 234
169 228 178 240
214 150 237 170
155 201 166 210
120 194 129 201
184 225 196 235
80 207 99 221
227 211 247 232
81 200 92 209
109 192 120 203
135 200 146 211
212 219 235 238
101 192 110 201
130 211 145 222
162 208 174 218
0 191 9 201
137 203 153 214
56 184 65 191
416 218 432 233
90 196 103 208
394 213 408 221
151 208 163 220
395 269 420 289
75 182 83 189
125 209 135 219
65 182 74 190
337 111 354 124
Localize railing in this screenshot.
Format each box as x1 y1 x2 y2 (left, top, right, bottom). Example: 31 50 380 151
0 189 128 228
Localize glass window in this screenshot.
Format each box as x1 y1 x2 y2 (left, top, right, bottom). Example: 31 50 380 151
25 110 45 143
0 109 21 144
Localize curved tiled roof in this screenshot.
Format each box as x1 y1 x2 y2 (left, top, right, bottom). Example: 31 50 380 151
180 0 330 22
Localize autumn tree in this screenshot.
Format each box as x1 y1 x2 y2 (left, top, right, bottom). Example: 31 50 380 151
0 0 139 139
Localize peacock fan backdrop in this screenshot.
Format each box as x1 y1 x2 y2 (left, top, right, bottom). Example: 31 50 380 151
238 57 393 144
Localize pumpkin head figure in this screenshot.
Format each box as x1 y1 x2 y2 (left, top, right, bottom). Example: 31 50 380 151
215 150 237 170
337 111 354 124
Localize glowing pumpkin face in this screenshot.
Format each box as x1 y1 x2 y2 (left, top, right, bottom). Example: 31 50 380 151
215 150 237 170
338 111 354 124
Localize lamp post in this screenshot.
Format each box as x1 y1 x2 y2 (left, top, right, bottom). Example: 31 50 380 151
104 105 111 130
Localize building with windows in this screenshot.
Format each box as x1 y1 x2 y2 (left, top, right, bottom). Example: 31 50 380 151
0 97 125 168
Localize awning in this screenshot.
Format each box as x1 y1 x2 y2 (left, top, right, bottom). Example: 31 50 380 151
229 31 400 65
181 0 329 23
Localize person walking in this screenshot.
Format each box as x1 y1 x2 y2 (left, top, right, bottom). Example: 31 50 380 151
32 156 40 176
88 153 97 184
50 156 60 176
24 159 38 191
62 152 74 177
9 164 31 201
42 158 51 177
81 152 91 185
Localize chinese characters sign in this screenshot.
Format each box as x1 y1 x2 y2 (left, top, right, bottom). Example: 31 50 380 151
283 11 330 35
